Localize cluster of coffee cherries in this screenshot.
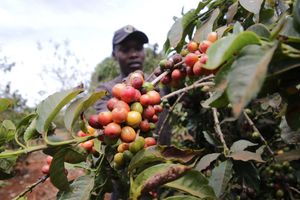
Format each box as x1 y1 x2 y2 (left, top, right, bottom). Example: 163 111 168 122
81 71 162 169
261 161 298 199
156 32 218 88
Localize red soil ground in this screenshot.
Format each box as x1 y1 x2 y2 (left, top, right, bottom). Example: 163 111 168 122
0 151 85 200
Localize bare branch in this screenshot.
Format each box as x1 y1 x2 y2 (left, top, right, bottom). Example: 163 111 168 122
13 175 49 200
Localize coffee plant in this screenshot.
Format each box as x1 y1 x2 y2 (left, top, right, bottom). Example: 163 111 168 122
1 0 300 199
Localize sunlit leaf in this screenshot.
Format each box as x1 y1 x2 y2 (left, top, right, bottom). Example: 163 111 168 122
230 140 258 152
239 0 263 14
228 151 265 162
208 160 233 198
36 87 83 133
205 31 260 70
193 8 220 42
196 153 221 171
57 175 94 200
64 90 107 132
227 44 277 116
165 170 216 199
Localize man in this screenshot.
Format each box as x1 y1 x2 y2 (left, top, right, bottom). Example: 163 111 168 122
94 25 148 113
94 24 171 145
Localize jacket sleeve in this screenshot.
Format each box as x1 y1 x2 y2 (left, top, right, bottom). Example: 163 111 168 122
94 84 111 114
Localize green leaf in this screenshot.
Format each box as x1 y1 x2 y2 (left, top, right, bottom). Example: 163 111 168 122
164 195 202 200
205 31 260 70
230 140 258 152
208 91 229 108
280 117 300 144
228 151 265 162
227 44 277 116
16 113 37 129
294 0 300 32
193 8 220 42
36 87 84 134
0 156 17 175
2 120 16 131
128 148 164 174
239 0 263 14
64 147 87 164
128 146 202 174
280 16 300 42
233 161 260 191
167 9 197 49
196 153 221 171
57 175 94 200
275 149 300 161
0 121 15 145
233 22 244 35
64 90 107 132
285 97 300 130
0 98 13 112
50 149 70 191
158 145 203 163
247 23 271 39
208 160 233 198
165 170 216 199
226 2 238 24
23 118 39 144
130 163 190 199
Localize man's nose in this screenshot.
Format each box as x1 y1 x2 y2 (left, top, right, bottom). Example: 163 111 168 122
129 49 139 57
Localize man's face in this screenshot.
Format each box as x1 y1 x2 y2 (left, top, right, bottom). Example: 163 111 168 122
113 39 145 77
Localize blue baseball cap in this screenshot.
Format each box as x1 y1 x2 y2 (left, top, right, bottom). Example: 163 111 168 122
112 25 148 48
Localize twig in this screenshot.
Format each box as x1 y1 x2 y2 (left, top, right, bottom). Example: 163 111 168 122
13 175 49 200
161 81 215 100
157 92 186 138
212 107 229 154
150 71 169 86
286 186 296 200
146 66 160 82
242 111 275 156
290 186 300 195
148 59 186 85
0 133 100 159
